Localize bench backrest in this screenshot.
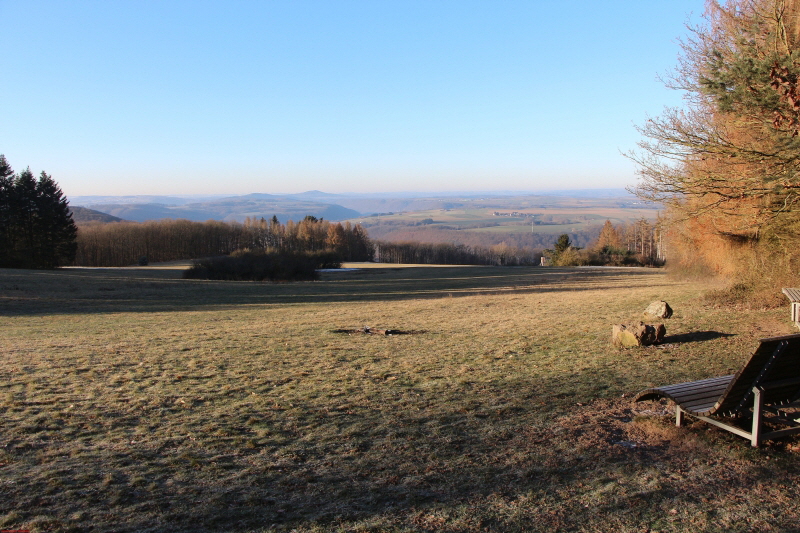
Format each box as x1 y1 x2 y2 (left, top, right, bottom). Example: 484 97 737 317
715 334 800 415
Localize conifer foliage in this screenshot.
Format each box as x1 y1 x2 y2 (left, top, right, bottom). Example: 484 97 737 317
0 155 77 268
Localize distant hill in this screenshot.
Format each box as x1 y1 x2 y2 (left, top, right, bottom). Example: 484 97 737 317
285 190 343 199
84 203 218 223
71 195 361 224
236 193 278 200
69 206 125 224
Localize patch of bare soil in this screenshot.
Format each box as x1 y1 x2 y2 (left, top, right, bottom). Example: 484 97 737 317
331 326 427 335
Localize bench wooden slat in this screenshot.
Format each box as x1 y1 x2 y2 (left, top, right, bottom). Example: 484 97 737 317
681 399 723 413
656 375 733 393
666 383 731 400
782 288 800 302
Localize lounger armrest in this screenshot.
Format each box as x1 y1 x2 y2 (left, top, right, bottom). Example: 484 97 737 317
634 390 665 402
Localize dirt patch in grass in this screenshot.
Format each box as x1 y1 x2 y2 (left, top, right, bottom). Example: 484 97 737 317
1 266 799 532
330 327 427 335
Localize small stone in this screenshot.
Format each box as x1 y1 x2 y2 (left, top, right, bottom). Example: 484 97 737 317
645 300 673 319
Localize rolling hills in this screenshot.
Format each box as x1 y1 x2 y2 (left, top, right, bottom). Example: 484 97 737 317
69 189 660 250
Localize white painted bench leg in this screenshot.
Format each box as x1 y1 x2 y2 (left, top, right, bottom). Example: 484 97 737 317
676 405 684 427
751 387 763 447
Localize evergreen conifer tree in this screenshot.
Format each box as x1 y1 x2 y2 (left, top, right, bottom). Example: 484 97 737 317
0 155 14 266
554 234 571 255
34 171 77 267
12 168 39 267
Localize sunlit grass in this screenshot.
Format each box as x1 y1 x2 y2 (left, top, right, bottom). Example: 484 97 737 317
1 265 799 532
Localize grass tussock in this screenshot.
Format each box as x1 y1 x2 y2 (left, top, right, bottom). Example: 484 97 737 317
1 265 799 532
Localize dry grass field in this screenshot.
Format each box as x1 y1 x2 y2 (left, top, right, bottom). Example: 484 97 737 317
2 264 800 532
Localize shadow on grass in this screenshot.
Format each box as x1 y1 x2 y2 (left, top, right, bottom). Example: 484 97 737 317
0 266 669 316
664 331 737 343
2 370 798 533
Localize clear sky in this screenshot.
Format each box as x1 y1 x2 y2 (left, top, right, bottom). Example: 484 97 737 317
2 1 702 197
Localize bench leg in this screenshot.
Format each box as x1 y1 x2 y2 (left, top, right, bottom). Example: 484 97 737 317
751 388 763 447
676 406 684 427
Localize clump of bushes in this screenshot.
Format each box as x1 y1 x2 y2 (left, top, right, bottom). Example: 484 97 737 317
545 233 664 267
183 249 342 282
588 247 661 267
546 246 664 267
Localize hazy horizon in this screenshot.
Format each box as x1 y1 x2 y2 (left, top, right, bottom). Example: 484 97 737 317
68 187 638 204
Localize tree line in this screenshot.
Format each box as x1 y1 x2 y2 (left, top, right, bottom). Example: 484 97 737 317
73 216 373 267
0 155 77 268
73 213 661 269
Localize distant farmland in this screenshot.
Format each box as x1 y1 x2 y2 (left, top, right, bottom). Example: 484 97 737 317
352 201 660 249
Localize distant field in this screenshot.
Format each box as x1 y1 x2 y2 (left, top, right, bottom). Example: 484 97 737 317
2 265 799 532
471 223 600 235
353 203 660 248
353 205 657 226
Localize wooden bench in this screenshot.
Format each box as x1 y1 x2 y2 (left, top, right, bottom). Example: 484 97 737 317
635 334 800 446
782 288 800 329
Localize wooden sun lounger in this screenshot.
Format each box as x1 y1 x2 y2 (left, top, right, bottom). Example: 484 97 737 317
635 334 800 447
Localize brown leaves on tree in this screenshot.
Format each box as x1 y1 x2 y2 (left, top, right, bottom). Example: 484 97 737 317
770 62 800 135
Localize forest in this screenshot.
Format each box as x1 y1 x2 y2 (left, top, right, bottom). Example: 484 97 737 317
72 217 541 267
73 216 372 267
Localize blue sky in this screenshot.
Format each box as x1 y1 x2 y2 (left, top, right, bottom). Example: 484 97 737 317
2 1 702 197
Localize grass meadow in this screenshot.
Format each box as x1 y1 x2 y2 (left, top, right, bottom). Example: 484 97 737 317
2 264 800 532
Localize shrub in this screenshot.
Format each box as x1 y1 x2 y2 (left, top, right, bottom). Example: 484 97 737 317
551 247 589 266
183 250 342 282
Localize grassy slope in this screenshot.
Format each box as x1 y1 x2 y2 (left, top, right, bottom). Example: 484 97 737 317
1 265 799 532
